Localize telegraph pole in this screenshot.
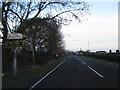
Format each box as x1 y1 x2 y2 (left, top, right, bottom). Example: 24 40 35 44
88 42 89 51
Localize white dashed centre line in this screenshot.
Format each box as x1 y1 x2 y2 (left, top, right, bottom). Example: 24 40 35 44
75 56 104 78
75 56 86 65
88 66 104 78
82 61 85 64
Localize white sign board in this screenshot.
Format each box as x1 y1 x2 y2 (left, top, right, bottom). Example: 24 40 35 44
7 33 23 40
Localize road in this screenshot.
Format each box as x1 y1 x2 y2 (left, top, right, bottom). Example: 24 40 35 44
29 55 119 89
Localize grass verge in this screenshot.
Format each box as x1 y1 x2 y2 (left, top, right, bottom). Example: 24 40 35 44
2 56 68 88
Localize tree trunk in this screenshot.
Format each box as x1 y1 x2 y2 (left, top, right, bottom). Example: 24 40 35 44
2 2 9 72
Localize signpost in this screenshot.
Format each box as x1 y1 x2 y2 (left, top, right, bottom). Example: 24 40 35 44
3 40 24 48
6 33 24 77
7 33 23 40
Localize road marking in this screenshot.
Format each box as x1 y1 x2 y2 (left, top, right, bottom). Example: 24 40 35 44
74 56 81 61
82 61 85 64
74 56 79 60
28 59 66 90
79 59 81 61
74 56 86 65
88 66 104 78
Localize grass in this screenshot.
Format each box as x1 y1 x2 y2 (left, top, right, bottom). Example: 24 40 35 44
2 56 68 88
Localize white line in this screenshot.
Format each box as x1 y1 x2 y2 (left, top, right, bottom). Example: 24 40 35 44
74 56 86 65
82 61 85 64
88 66 104 78
28 59 66 90
74 56 81 61
74 56 79 60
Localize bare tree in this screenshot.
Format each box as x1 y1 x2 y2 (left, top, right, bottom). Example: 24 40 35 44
2 1 89 36
18 18 64 64
46 19 64 55
1 1 89 66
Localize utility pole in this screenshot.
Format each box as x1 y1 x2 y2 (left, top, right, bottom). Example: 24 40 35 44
88 42 89 51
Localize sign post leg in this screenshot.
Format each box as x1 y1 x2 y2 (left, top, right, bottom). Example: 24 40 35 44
13 48 17 77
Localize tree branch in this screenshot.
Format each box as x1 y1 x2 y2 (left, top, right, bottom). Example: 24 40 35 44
25 2 32 20
8 9 21 20
32 2 63 19
32 2 42 19
51 6 81 19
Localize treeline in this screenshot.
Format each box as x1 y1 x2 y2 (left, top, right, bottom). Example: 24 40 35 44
17 18 65 66
19 18 64 55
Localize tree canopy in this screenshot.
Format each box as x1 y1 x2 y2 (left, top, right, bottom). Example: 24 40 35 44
2 1 89 39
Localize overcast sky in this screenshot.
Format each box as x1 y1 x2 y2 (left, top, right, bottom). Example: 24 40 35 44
61 1 118 52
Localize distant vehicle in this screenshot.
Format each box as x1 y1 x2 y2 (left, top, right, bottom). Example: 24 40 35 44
96 51 106 54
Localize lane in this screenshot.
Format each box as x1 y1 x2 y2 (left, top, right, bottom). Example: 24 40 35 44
29 59 66 89
77 56 119 88
30 55 118 88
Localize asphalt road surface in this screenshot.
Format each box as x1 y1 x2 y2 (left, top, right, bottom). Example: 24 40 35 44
29 55 119 89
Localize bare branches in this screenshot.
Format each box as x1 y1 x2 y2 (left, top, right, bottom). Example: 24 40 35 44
32 2 58 19
2 1 89 37
8 9 21 20
24 2 32 20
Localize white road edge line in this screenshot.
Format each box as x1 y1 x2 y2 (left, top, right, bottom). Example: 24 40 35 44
88 66 104 78
28 59 66 90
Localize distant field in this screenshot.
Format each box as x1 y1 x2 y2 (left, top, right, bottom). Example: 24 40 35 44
79 53 120 64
